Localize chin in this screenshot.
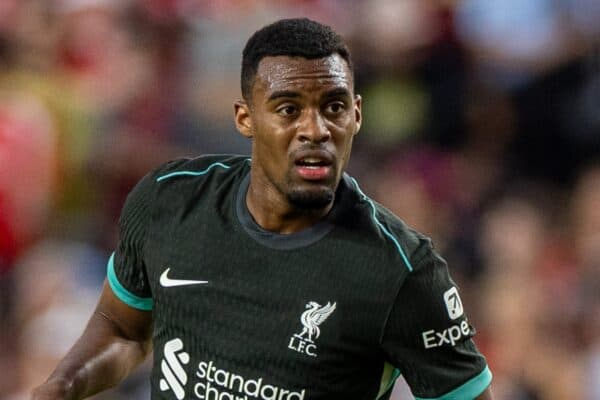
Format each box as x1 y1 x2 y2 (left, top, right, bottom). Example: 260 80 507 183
287 188 334 210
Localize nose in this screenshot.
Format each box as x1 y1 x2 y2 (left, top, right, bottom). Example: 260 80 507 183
296 109 330 144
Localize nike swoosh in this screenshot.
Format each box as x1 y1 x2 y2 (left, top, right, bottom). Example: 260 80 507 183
160 268 208 287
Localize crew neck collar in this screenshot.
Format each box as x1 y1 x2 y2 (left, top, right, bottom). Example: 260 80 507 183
235 173 336 250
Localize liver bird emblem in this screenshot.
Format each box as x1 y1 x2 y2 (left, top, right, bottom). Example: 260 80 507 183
298 301 337 342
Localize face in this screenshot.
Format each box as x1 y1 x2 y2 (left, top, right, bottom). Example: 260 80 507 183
235 54 362 210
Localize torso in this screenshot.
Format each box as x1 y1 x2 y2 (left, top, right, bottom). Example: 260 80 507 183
141 156 413 399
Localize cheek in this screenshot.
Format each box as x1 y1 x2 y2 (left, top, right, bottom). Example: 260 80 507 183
340 130 358 169
340 136 355 165
333 121 356 155
253 122 291 165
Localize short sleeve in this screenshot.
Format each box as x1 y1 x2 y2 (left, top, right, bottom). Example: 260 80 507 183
106 172 154 311
380 241 491 399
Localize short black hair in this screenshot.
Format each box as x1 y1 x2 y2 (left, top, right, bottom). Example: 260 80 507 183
241 18 352 101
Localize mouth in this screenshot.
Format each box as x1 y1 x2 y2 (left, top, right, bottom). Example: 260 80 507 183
293 150 334 181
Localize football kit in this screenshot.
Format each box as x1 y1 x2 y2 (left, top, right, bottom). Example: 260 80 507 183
107 155 492 400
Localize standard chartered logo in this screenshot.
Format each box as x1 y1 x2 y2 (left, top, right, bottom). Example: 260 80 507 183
194 361 305 400
160 338 190 400
159 338 306 400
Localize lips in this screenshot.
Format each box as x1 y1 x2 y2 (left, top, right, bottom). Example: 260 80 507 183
293 149 334 181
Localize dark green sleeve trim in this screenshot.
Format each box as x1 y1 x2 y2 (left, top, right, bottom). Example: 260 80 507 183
414 365 492 400
107 252 153 311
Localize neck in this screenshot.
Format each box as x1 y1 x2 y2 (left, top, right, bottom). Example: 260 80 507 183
246 175 333 235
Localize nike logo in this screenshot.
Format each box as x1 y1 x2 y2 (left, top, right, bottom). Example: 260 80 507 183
160 268 208 287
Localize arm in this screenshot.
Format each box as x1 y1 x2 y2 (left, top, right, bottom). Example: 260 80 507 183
31 280 152 400
380 237 493 400
477 388 494 399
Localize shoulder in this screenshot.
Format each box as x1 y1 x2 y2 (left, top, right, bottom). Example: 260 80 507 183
339 174 432 274
152 154 250 184
122 154 249 213
139 154 249 194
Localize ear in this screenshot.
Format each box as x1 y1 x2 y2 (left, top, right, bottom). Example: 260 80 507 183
353 94 362 135
234 100 253 138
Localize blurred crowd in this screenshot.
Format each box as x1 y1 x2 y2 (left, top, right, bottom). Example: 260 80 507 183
0 1 599 399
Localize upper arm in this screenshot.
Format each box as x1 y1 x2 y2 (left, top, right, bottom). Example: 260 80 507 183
99 166 158 342
476 388 494 399
96 280 152 344
381 242 492 399
108 170 155 306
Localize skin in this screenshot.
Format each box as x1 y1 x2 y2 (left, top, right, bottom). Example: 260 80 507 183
32 53 493 400
31 282 152 400
235 54 362 234
235 54 493 400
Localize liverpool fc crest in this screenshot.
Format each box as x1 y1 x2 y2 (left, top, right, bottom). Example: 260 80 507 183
288 301 336 357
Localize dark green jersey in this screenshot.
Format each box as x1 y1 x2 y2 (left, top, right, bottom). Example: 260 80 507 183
108 155 491 400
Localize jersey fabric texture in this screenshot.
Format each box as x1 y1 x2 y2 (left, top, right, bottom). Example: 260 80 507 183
107 155 492 400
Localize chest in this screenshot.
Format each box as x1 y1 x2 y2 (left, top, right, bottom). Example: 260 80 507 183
141 193 404 398
146 201 399 350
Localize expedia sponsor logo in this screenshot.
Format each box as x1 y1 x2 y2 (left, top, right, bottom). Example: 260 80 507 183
422 320 472 349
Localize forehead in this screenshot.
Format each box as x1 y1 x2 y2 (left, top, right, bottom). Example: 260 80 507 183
253 54 353 97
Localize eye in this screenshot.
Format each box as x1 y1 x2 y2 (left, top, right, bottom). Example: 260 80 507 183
324 101 346 115
276 104 298 117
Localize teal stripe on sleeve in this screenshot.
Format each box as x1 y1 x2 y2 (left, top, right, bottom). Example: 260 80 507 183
414 365 492 400
107 252 153 311
376 363 402 399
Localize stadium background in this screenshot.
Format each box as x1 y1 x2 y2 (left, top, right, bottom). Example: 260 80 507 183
0 0 599 399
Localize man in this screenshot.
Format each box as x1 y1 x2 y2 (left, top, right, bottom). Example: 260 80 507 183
33 18 493 400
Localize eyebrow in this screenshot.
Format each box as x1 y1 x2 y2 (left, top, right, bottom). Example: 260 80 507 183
267 90 300 102
323 87 352 99
267 87 352 102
